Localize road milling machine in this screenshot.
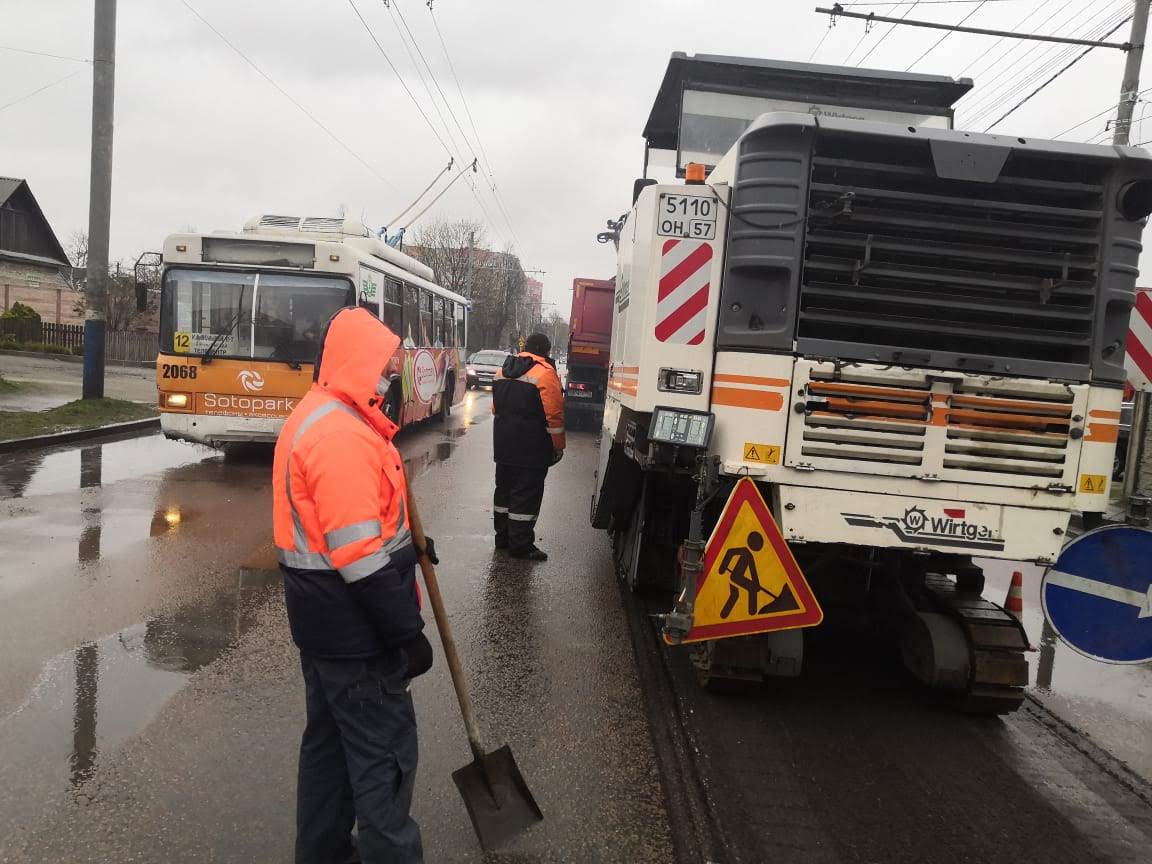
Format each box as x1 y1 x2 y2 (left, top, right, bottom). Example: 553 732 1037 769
591 54 1152 713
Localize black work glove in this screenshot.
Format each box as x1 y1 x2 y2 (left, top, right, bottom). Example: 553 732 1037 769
551 448 564 466
417 535 439 565
402 631 434 678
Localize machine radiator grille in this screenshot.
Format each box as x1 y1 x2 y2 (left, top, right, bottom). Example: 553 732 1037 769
799 133 1106 371
798 370 1076 483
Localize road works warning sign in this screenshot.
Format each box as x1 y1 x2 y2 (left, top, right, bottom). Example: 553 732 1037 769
678 478 822 644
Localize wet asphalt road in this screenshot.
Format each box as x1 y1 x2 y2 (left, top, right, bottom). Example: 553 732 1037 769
1 390 1151 862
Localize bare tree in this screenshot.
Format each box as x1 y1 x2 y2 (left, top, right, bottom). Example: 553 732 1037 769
407 219 485 297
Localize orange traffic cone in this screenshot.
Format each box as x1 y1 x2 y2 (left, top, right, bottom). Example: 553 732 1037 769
1004 571 1024 623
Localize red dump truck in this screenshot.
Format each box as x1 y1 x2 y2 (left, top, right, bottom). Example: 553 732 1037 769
564 277 614 429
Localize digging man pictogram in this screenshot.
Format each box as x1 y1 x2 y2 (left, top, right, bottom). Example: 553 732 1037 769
718 530 799 619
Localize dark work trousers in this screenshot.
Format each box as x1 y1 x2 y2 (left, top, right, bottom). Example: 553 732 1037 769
493 463 549 552
296 652 423 864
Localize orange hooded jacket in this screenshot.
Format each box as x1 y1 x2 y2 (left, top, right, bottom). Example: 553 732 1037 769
273 307 422 657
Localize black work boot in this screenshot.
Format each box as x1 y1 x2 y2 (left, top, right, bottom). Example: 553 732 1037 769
494 535 509 550
510 545 548 561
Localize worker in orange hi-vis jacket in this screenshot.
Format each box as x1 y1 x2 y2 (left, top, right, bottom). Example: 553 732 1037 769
491 332 566 560
273 306 434 864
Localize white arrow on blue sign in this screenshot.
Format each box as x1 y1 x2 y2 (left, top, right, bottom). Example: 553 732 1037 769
1042 525 1152 664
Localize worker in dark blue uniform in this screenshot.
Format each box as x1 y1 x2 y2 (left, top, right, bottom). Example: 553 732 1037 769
491 333 566 560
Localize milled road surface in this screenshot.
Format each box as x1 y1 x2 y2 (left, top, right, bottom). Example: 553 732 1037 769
1 390 1151 862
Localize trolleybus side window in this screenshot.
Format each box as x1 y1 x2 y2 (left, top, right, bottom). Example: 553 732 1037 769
455 303 467 350
433 295 446 347
444 300 456 348
382 278 402 335
403 283 421 347
420 290 434 347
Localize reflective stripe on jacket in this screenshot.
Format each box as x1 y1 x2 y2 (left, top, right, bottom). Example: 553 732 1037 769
272 307 423 658
491 351 565 468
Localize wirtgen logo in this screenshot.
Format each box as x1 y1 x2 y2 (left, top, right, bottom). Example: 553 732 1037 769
238 370 265 393
841 506 1005 551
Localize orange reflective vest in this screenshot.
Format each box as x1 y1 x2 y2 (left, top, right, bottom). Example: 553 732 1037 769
273 308 422 656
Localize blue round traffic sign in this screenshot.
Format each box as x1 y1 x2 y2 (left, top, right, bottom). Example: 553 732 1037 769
1042 526 1152 664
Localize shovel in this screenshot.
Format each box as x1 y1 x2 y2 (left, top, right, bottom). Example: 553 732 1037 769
405 482 544 850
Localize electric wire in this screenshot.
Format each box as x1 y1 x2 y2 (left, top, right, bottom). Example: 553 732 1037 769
959 0 1068 78
961 1 1128 124
390 1 522 250
0 68 85 113
964 4 1128 126
180 1 399 192
427 2 525 250
0 44 91 64
391 1 476 163
428 6 494 177
905 0 991 71
808 22 833 61
981 13 1130 130
855 1 922 66
345 0 514 246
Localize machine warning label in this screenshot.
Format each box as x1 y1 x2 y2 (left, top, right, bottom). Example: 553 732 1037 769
743 442 780 464
671 478 823 644
1079 474 1107 494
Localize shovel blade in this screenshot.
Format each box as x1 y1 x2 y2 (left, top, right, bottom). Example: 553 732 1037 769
451 744 543 850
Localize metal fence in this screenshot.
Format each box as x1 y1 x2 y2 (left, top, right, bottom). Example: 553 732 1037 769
0 319 156 363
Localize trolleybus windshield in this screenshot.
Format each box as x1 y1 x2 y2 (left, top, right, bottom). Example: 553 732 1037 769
160 268 353 363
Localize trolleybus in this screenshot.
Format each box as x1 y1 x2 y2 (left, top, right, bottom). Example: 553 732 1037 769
156 214 467 447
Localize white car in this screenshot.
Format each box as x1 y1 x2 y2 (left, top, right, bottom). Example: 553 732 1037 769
466 350 509 389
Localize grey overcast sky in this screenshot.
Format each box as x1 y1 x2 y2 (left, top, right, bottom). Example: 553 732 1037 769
0 0 1144 314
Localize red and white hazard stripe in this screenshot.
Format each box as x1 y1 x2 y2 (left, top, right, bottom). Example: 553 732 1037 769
1127 288 1152 393
656 239 712 345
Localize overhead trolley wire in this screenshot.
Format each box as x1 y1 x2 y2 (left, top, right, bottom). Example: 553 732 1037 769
343 0 454 157
180 1 399 192
905 0 991 71
393 0 523 250
427 6 495 177
855 1 922 66
961 0 1127 123
958 0 1066 78
981 12 1131 130
345 0 513 246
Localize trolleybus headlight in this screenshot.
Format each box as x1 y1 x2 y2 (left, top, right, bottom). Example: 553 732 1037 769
658 368 703 394
648 406 714 448
162 392 190 409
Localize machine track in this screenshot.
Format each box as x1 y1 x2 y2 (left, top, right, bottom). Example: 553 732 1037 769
922 573 1031 715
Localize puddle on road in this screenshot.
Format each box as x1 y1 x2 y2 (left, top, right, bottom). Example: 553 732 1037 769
0 433 217 499
0 566 280 802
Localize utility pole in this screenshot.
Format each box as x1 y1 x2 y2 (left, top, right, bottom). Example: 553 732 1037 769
1119 0 1152 512
82 0 116 400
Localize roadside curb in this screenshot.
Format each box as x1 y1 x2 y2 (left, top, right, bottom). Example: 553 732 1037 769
0 416 160 453
0 348 154 369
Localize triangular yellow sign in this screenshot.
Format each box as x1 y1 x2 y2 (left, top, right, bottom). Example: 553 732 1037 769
675 478 823 644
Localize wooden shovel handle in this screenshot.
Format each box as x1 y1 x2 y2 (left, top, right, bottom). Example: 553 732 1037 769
406 481 487 763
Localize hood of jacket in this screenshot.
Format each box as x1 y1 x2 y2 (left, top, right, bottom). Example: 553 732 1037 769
313 307 400 440
501 351 548 380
